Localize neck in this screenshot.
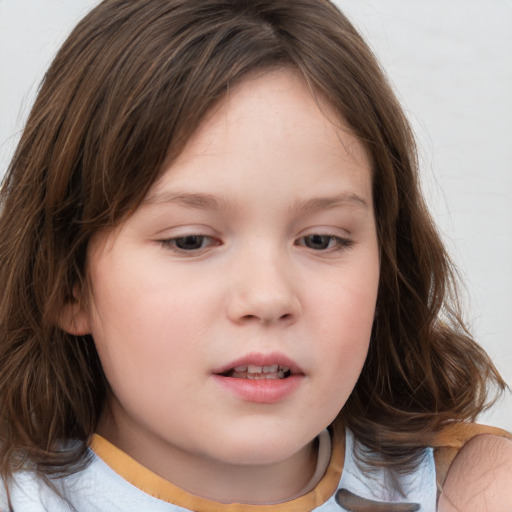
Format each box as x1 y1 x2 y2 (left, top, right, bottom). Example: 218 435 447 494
96 407 320 504
173 440 319 504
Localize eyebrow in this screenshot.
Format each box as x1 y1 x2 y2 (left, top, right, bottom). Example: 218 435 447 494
143 192 239 211
143 191 369 212
291 193 369 213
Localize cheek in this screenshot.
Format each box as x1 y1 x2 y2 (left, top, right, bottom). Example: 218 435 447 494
307 311 372 429
314 264 378 341
320 302 373 380
88 292 203 421
310 265 378 400
86 260 204 386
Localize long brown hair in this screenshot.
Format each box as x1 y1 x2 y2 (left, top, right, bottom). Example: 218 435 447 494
0 0 505 489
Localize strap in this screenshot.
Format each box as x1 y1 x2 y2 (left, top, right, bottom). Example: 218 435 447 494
335 489 420 511
433 423 512 493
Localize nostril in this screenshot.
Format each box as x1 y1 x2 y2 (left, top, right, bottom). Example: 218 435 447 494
241 314 259 323
240 313 293 324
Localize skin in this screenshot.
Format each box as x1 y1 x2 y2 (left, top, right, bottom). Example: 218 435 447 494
438 434 512 512
61 69 380 504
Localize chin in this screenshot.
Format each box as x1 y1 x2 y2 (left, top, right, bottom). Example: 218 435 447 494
208 427 317 466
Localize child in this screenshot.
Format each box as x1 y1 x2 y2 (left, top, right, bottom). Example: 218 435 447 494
0 1 510 511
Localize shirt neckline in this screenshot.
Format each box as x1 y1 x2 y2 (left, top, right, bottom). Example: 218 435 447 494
89 429 344 512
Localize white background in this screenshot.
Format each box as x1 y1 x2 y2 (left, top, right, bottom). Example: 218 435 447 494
1 0 511 431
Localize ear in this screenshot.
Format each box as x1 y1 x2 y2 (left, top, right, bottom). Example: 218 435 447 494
57 287 92 336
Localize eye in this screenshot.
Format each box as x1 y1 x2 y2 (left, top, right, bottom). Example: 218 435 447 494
158 235 220 252
296 234 353 251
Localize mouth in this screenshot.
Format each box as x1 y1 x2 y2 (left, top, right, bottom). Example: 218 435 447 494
212 353 302 380
211 353 303 403
220 364 292 380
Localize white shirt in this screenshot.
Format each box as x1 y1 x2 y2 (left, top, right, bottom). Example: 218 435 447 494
0 429 436 512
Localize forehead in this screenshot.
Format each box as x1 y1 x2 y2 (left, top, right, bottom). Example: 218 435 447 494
148 69 372 201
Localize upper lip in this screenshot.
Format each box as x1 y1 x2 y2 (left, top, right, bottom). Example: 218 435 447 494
212 352 303 376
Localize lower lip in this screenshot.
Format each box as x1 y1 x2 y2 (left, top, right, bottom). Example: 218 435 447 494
212 374 303 403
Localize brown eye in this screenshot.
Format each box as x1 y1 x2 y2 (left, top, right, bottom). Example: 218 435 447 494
295 234 353 252
159 235 220 253
174 235 208 250
303 234 333 250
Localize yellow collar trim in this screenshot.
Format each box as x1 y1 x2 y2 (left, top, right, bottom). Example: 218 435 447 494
90 432 344 512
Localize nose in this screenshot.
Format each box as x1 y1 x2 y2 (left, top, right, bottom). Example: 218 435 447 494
226 249 301 326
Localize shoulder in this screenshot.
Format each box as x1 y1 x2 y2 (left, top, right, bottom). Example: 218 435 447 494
0 468 48 511
438 433 512 512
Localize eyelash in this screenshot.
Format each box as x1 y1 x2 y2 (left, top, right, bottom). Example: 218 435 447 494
157 234 353 254
295 234 354 252
158 235 220 253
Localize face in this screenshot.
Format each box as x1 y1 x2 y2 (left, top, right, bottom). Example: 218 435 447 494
71 70 379 494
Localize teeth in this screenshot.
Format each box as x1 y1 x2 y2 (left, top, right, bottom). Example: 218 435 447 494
228 364 292 379
242 364 288 374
